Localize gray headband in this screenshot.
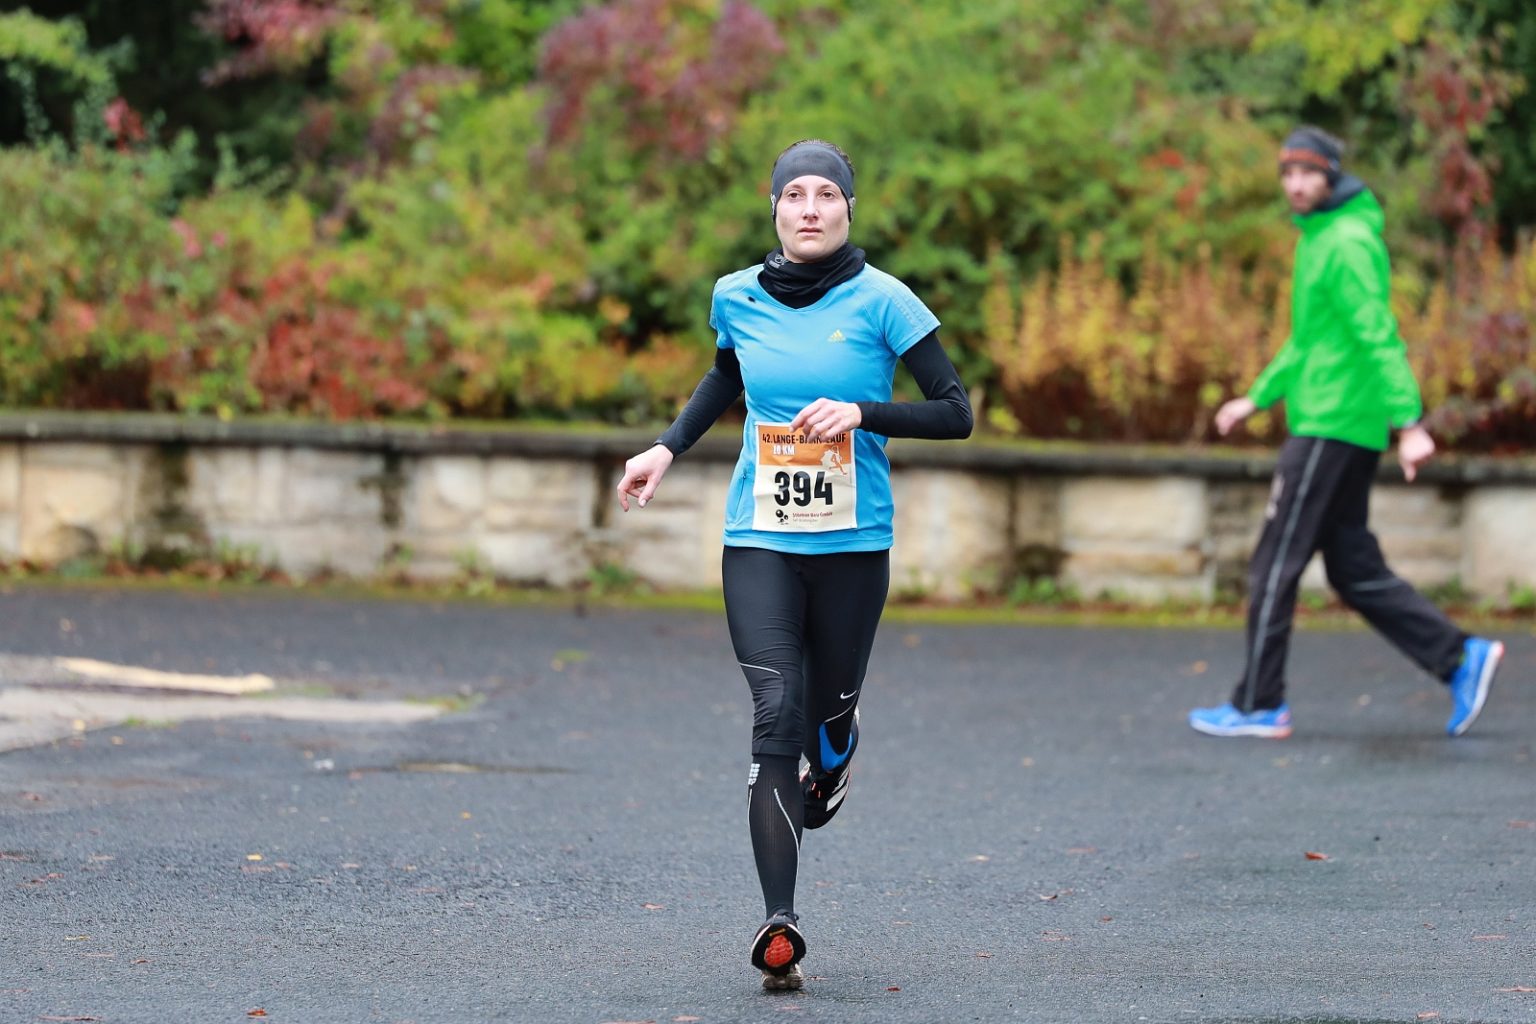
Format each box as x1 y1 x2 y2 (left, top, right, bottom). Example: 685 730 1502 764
770 143 855 221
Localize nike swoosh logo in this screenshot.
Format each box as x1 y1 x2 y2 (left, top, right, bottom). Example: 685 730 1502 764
839 690 857 700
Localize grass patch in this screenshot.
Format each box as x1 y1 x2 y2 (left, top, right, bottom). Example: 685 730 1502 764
2 558 1529 633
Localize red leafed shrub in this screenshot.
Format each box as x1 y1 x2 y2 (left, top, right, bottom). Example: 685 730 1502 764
197 0 343 84
538 0 783 161
244 260 433 418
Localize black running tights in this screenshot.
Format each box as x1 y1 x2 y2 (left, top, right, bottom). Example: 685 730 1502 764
722 546 889 918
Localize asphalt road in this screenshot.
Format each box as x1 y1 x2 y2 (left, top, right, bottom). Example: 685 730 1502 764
1 585 1533 1024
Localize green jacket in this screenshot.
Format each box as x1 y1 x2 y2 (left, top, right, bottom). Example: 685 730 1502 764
1248 188 1422 451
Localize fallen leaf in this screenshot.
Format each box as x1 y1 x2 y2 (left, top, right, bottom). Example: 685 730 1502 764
132 959 151 965
64 935 90 942
968 855 990 863
1189 660 1208 675
886 986 901 992
39 1017 99 1022
245 854 263 862
20 792 44 802
975 952 993 958
460 812 472 820
247 1011 268 1019
1041 930 1072 942
1066 846 1097 855
1304 851 1330 860
674 1017 702 1022
1509 821 1535 829
598 1020 655 1024
21 873 65 887
1472 934 1508 941
1417 1014 1439 1020
1100 916 1115 923
1495 986 1536 992
0 852 31 861
641 903 665 911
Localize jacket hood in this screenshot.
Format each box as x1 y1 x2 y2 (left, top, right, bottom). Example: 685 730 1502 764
1294 176 1382 235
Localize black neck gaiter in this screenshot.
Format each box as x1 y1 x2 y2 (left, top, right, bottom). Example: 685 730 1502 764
758 242 867 309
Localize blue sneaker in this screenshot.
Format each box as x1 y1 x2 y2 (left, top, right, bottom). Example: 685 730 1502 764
1446 637 1505 737
1189 702 1293 738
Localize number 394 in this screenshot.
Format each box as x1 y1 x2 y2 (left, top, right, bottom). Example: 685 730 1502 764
773 470 833 507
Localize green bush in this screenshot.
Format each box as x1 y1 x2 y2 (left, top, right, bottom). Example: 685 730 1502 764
0 0 1533 448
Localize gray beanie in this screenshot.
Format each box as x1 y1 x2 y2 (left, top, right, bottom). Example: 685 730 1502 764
1279 126 1344 185
770 141 855 221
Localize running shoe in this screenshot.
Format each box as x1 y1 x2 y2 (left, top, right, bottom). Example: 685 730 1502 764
801 711 858 830
749 912 806 978
1446 636 1505 737
761 963 804 991
1188 702 1293 739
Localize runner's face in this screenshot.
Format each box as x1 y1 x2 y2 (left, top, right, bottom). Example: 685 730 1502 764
774 174 850 263
1281 165 1331 214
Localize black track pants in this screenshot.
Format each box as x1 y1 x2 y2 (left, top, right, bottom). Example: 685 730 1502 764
1231 436 1466 712
722 546 889 768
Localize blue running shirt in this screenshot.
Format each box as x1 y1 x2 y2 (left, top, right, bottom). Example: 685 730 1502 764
710 264 940 554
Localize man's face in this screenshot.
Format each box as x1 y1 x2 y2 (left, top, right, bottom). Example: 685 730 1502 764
1281 164 1331 214
773 174 850 263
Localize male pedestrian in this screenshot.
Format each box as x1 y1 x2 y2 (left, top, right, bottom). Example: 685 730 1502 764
1189 126 1504 739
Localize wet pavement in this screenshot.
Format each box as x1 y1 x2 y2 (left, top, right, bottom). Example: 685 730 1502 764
1 585 1533 1023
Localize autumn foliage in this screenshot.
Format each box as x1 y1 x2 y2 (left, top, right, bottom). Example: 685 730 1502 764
1 0 1534 449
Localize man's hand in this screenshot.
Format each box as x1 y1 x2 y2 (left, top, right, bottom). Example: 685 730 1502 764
616 443 675 511
1214 396 1257 437
1397 424 1435 483
790 398 862 442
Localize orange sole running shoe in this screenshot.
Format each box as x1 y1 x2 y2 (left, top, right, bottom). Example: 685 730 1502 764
749 913 806 977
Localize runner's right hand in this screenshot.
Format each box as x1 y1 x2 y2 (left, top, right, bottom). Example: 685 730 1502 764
617 444 675 511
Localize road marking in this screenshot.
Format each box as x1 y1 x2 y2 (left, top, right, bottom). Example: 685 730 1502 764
52 657 275 695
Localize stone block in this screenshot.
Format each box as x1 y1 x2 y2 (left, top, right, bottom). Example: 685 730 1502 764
1061 476 1208 546
0 444 18 556
1462 487 1536 598
597 461 733 591
1370 484 1460 530
186 448 287 525
282 450 387 524
217 523 388 577
0 444 18 514
484 458 600 532
479 530 587 588
415 456 485 533
19 444 151 561
891 470 1012 599
1012 477 1062 549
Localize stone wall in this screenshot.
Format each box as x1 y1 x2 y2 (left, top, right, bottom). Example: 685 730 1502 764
2 413 1534 604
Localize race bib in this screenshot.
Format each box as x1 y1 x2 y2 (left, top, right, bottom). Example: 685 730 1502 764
751 422 857 532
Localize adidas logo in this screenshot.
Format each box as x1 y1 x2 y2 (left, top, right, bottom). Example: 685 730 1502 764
826 329 846 343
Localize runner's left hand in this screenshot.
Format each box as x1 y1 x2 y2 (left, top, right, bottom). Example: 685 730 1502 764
1397 425 1435 483
791 399 862 443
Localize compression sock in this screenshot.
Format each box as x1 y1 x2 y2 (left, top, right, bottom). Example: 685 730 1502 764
747 754 803 917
